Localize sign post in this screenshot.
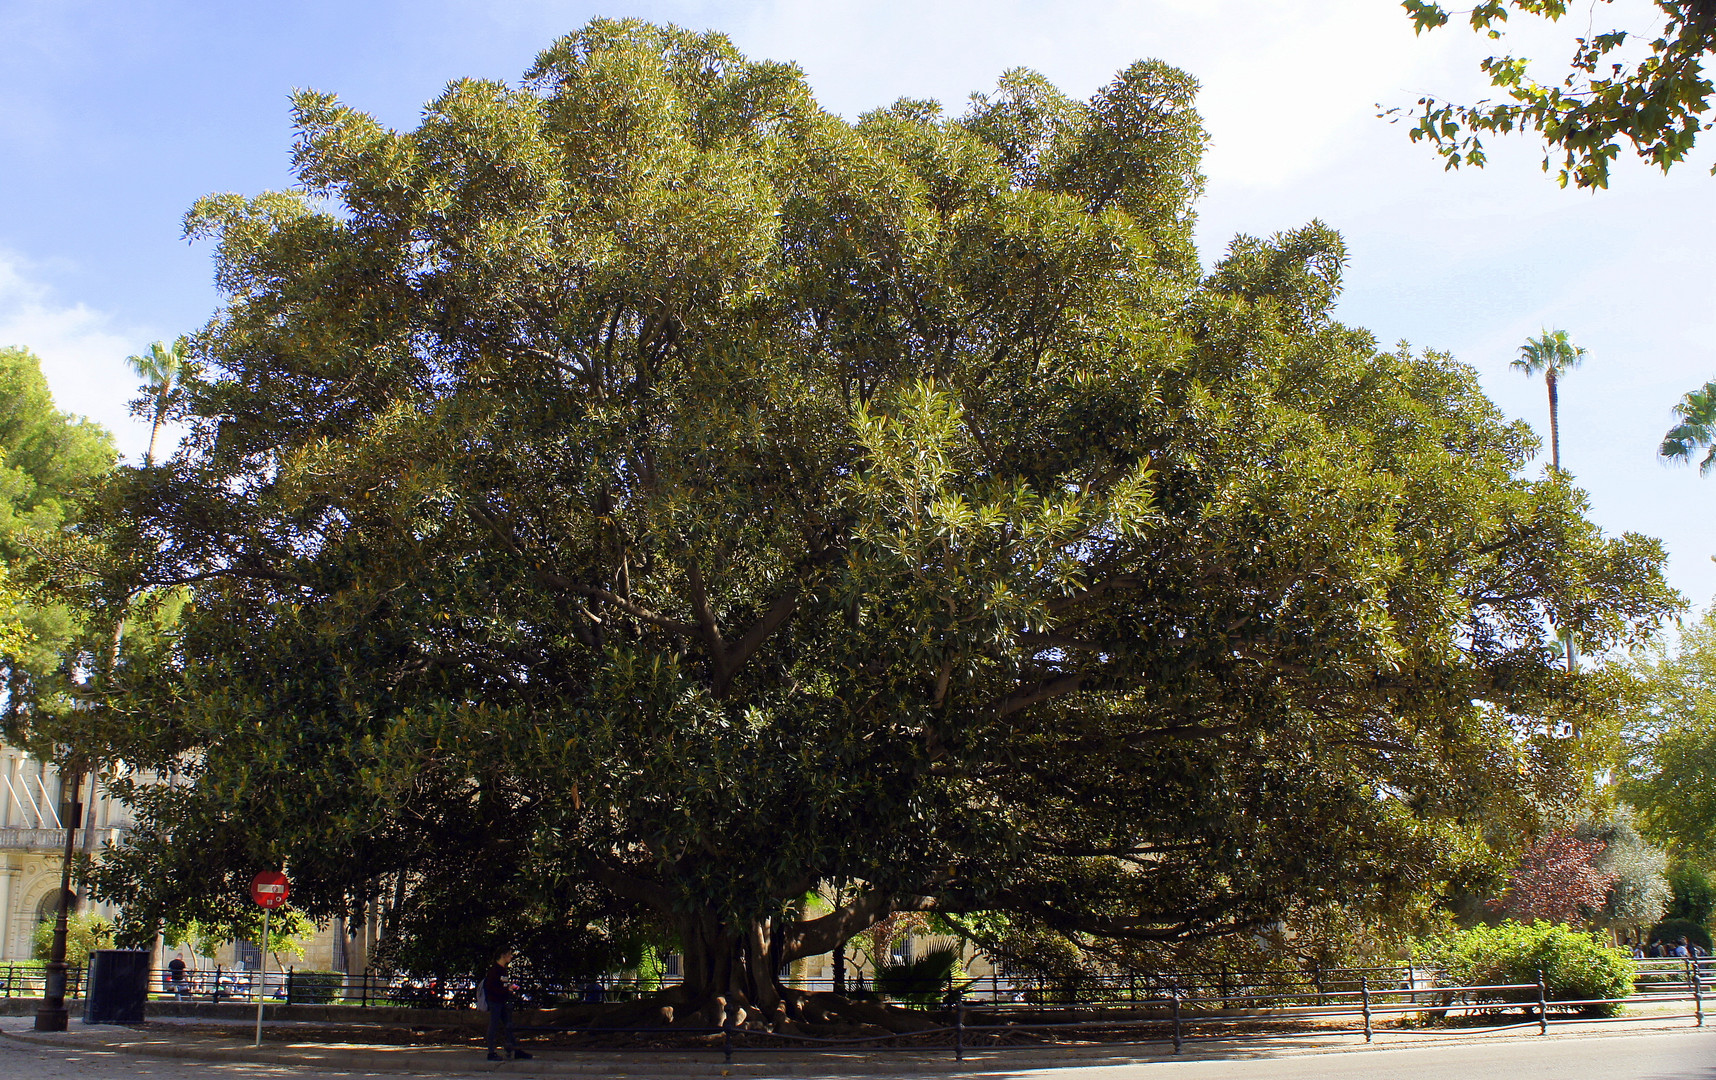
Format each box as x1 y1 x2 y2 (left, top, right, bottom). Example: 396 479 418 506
249 871 289 1048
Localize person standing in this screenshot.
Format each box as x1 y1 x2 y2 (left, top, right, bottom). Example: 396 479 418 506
483 950 532 1062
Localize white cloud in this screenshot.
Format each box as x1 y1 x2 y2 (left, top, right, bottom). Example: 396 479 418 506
0 250 157 462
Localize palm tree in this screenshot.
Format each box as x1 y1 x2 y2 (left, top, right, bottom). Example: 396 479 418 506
125 339 184 466
1660 378 1716 475
1512 328 1586 474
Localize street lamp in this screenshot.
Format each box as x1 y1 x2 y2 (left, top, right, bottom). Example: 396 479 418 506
34 764 82 1032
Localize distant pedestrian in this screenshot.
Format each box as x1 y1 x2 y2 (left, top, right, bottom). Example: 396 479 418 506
482 949 532 1062
166 955 189 999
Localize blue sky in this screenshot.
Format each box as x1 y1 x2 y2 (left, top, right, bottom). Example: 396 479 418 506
2 0 1712 609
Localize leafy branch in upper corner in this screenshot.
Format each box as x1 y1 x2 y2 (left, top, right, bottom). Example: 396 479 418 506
1389 1 1716 189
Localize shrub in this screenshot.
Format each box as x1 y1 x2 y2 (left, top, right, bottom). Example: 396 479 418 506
32 911 112 973
287 969 344 1005
1647 919 1712 952
1415 921 1634 1018
633 944 665 993
876 945 962 1006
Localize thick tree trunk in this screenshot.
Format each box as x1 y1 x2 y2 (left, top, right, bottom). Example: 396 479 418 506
676 915 739 1011
744 918 784 1016
656 887 931 1023
673 913 790 1022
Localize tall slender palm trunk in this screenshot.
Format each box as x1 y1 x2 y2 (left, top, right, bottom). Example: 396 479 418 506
1547 370 1561 473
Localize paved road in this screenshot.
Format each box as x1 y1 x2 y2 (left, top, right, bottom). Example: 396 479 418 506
1051 1030 1716 1080
0 1028 1710 1079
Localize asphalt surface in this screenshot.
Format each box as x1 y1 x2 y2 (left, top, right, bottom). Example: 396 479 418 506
1048 1030 1716 1080
0 1027 1710 1080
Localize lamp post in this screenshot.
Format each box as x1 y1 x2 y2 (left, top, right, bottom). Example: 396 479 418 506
34 764 82 1032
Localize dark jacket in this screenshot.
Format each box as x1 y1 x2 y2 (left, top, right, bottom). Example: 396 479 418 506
483 964 512 1007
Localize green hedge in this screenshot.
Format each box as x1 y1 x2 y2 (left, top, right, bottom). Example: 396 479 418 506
1416 921 1635 1018
286 969 344 1005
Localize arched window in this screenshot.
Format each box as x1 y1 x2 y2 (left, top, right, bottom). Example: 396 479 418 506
30 889 77 959
33 889 76 926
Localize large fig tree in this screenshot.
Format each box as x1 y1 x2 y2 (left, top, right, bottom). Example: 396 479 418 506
58 21 1677 1015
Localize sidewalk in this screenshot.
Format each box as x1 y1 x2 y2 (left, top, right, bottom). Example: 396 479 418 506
0 1012 1706 1077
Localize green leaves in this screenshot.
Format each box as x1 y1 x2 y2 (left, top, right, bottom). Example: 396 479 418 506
1619 609 1716 857
0 346 117 750
1417 919 1634 1017
1392 1 1714 189
76 19 1682 983
1659 378 1716 474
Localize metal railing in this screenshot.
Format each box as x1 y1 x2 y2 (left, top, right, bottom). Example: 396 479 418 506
491 959 1712 1065
149 966 475 1007
0 962 84 1000
121 956 1716 1011
18 954 1708 1063
0 954 1696 1069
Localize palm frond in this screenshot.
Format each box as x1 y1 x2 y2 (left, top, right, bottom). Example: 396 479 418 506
1660 379 1716 476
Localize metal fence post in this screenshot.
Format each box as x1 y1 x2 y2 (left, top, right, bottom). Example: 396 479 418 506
1361 976 1372 1042
1171 989 1182 1054
361 967 369 1008
1219 962 1230 1009
954 992 965 1063
214 964 223 1003
1691 959 1703 1028
1537 969 1548 1035
723 1004 735 1065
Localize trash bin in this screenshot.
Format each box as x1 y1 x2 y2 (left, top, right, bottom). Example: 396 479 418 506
83 949 151 1024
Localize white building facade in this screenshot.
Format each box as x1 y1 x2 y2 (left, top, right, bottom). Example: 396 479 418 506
0 749 126 960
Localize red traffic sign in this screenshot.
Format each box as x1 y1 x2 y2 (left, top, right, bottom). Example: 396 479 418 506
249 871 290 909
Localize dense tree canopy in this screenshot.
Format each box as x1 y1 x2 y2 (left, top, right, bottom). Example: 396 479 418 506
1397 0 1716 189
1577 812 1671 930
1495 830 1620 924
0 346 116 738
1621 608 1716 859
56 21 1680 1012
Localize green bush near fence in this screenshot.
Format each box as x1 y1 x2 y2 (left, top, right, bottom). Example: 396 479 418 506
876 945 965 1006
1416 921 1634 1018
287 970 344 1005
31 912 111 973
